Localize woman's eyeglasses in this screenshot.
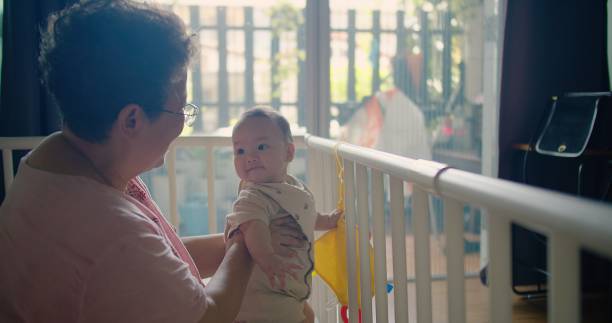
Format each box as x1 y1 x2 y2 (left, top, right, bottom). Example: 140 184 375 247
162 103 199 127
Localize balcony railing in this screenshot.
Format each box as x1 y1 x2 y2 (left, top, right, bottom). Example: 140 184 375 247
168 5 465 130
2 135 611 323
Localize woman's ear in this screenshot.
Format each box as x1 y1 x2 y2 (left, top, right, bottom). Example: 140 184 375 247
116 104 146 138
286 142 295 162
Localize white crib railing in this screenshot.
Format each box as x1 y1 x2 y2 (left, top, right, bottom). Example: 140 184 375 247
2 135 612 323
305 135 612 323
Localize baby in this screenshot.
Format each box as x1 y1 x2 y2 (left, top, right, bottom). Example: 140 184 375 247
225 107 342 323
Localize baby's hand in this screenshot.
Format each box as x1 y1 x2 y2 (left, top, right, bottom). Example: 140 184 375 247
328 209 343 228
255 252 302 290
316 209 344 230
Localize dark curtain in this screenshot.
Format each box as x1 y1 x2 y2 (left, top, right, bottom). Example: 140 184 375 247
499 0 611 309
498 0 609 181
0 0 76 200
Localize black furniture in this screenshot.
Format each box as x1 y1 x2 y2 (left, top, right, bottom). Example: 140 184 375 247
513 92 612 296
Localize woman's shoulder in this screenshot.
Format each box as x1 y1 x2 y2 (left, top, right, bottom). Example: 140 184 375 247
0 168 162 300
25 132 87 176
2 163 159 252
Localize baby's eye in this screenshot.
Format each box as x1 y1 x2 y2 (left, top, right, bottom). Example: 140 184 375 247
235 148 245 155
257 144 269 151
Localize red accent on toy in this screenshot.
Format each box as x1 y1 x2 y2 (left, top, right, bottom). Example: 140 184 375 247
340 305 362 323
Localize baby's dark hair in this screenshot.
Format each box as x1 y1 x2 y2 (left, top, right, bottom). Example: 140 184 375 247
233 106 293 143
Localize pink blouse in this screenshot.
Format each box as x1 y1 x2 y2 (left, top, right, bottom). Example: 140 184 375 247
0 160 208 323
125 177 202 282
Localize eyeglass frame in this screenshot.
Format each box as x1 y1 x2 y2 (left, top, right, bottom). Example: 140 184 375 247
161 103 199 127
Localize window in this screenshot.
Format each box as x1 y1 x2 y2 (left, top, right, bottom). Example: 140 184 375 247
329 1 484 173
326 0 488 289
141 2 500 265
141 0 308 235
144 0 307 134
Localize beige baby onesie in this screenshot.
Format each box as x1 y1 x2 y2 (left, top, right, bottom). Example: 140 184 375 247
226 174 317 323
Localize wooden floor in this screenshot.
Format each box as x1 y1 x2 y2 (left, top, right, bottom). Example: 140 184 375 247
380 278 610 323
384 278 492 323
374 235 611 322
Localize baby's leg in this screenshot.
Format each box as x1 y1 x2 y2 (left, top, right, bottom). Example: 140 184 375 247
302 302 315 323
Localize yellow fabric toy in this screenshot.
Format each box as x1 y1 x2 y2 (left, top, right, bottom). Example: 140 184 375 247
313 144 375 306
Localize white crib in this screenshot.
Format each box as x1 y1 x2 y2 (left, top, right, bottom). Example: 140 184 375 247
2 135 612 323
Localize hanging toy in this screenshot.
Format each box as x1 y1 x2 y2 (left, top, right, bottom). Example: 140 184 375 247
340 305 361 323
314 143 391 323
338 283 393 323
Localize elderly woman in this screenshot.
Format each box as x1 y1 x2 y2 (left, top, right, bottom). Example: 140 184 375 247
0 1 303 322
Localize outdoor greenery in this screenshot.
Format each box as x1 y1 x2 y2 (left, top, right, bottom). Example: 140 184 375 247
269 3 305 100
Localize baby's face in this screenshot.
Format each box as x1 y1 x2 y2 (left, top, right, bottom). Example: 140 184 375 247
232 117 294 183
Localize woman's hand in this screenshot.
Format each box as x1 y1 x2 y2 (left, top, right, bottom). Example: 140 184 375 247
225 227 246 252
269 216 307 258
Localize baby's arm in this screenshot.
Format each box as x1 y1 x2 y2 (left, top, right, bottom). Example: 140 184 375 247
302 302 315 323
240 219 301 289
314 209 343 231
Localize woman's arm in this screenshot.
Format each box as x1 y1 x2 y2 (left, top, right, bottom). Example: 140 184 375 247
182 234 225 279
198 231 253 323
183 217 309 277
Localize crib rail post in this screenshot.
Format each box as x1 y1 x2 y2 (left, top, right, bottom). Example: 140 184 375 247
355 164 373 323
413 186 433 323
307 147 339 323
487 212 512 323
371 169 389 323
390 176 409 323
344 160 360 322
549 232 580 323
205 146 217 233
444 197 466 323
